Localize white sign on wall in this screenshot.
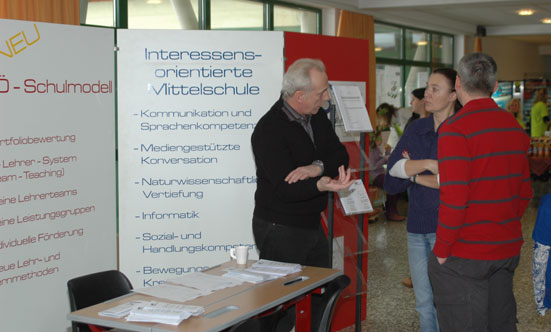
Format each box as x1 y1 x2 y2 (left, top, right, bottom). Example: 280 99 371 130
0 20 117 331
117 30 284 287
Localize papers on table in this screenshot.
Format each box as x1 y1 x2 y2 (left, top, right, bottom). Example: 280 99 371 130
338 179 373 216
166 272 243 291
126 301 204 325
133 272 244 303
223 260 304 283
133 284 210 303
99 300 204 325
98 300 145 318
245 259 301 277
98 262 302 326
222 268 276 284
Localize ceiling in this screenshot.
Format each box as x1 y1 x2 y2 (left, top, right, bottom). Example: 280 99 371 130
298 0 551 45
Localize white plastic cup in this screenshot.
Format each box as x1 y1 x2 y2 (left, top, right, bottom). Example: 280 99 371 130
230 246 249 265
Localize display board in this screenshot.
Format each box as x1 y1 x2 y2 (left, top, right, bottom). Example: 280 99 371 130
0 19 117 331
117 30 284 287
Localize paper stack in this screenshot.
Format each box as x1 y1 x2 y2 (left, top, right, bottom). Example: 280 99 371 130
222 267 276 284
98 300 147 318
125 302 204 325
133 284 210 303
166 272 243 291
246 259 302 277
99 300 204 325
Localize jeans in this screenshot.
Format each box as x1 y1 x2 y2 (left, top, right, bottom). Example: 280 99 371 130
408 232 439 332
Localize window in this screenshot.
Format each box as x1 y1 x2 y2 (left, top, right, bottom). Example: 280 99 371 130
432 34 454 66
84 0 115 27
211 0 263 30
375 22 454 107
405 29 429 62
82 0 321 33
374 23 401 59
273 4 318 33
128 0 196 29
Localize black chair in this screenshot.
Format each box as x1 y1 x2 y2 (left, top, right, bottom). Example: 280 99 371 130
228 304 285 332
311 274 351 332
67 270 133 332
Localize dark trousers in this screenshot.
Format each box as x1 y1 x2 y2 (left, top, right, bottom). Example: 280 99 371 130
428 252 520 332
252 216 330 332
252 216 330 268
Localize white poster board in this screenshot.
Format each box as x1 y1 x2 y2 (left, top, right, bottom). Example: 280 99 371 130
117 30 284 287
375 63 402 107
0 20 117 331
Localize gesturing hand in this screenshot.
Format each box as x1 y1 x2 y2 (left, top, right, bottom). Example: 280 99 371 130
285 164 323 184
316 166 355 192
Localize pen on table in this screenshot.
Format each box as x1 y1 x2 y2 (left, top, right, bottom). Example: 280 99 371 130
203 264 221 272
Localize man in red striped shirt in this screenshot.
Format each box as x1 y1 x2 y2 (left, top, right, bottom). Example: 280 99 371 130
428 52 532 332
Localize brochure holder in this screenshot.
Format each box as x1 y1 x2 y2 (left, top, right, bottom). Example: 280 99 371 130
323 89 372 330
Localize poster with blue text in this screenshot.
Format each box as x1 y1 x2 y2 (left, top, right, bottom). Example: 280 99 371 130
117 30 284 287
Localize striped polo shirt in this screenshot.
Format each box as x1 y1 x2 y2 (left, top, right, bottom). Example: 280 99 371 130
434 98 533 260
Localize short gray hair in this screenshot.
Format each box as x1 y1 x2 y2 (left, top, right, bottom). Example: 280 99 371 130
281 58 326 100
457 52 497 96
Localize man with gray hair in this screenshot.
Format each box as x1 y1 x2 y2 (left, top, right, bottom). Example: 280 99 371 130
251 58 353 269
429 52 532 331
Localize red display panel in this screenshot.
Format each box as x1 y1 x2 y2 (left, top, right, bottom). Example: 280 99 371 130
284 31 370 331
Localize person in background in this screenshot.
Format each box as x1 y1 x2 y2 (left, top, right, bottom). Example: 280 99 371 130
505 98 525 130
430 52 532 332
385 68 460 332
531 88 549 137
369 130 404 221
404 87 428 131
376 102 412 151
375 102 396 135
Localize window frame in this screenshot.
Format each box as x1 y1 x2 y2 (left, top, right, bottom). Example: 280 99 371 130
375 20 455 107
84 0 321 33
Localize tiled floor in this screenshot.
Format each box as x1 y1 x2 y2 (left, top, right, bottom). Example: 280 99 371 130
340 178 551 332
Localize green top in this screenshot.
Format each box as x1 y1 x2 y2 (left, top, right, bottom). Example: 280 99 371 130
531 101 548 137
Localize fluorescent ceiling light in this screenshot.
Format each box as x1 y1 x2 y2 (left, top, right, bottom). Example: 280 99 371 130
417 41 428 46
516 9 534 16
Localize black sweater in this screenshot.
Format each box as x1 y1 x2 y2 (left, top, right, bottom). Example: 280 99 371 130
251 98 349 229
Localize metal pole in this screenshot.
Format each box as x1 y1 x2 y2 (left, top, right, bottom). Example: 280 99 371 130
355 133 366 332
327 102 336 267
